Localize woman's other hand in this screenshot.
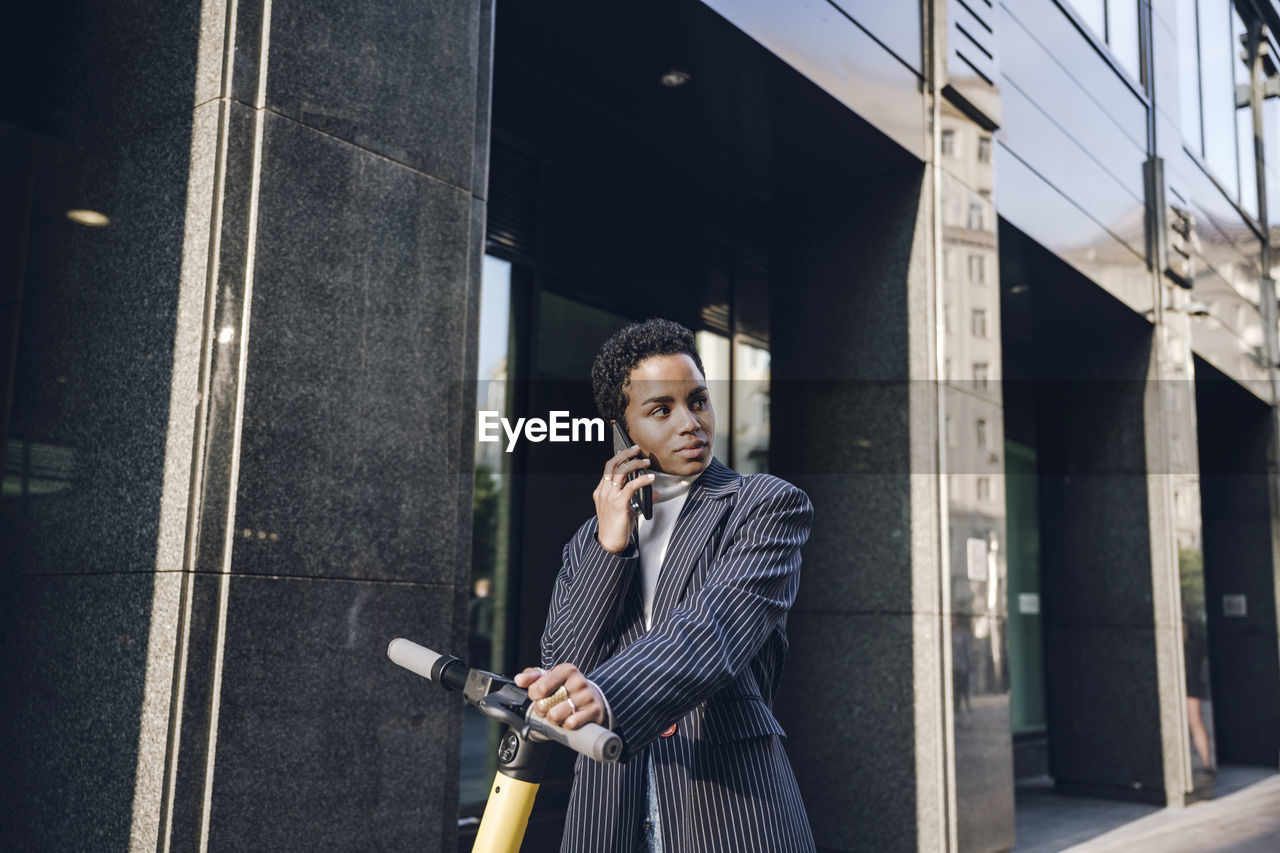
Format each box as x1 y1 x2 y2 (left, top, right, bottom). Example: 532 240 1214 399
514 663 607 729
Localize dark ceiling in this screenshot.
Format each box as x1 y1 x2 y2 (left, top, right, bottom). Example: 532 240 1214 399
492 0 919 217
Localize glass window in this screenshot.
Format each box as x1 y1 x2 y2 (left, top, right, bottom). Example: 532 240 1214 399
1071 0 1106 37
1182 1 1266 216
977 477 992 502
1264 97 1280 210
971 308 988 338
976 418 989 448
1107 0 1141 81
973 362 990 389
695 330 732 466
941 129 957 157
1177 0 1204 154
967 203 984 231
1233 8 1258 218
732 340 770 474
1066 0 1139 81
969 254 986 284
977 136 992 164
463 254 514 809
1199 0 1240 199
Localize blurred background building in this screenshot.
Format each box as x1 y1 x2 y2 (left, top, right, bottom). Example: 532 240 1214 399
3 1 1280 851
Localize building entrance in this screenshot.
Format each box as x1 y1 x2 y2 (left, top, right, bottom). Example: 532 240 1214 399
1194 358 1280 772
464 0 919 848
1000 220 1224 824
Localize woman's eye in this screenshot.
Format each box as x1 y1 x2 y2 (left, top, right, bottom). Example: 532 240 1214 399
692 397 708 409
651 406 669 416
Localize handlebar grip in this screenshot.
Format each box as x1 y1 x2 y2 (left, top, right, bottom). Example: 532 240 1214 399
525 709 622 763
387 638 442 680
387 638 470 692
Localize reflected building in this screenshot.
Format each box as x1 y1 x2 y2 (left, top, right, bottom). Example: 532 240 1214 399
3 1 1280 852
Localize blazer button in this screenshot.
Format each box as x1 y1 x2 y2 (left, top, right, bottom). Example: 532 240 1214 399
660 723 677 738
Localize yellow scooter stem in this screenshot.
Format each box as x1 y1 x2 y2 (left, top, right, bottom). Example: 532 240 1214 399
471 772 540 853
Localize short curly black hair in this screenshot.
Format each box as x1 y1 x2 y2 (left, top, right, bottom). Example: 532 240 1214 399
591 318 706 425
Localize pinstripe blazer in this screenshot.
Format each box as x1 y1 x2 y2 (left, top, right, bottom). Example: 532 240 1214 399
541 457 816 853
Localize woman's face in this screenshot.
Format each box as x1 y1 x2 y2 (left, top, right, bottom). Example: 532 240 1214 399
621 353 715 476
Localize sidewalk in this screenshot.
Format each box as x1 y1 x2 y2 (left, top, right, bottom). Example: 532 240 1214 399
1015 766 1280 853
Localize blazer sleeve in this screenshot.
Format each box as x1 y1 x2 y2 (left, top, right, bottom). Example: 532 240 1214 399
586 477 813 757
539 518 638 674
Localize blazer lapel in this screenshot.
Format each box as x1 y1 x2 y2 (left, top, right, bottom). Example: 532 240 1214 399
648 458 741 626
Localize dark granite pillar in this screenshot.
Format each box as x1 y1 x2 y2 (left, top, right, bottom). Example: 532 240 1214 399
1197 367 1280 767
1028 275 1183 804
3 2 220 848
1 2 492 850
770 166 951 852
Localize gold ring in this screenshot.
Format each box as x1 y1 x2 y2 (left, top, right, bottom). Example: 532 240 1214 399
535 685 569 713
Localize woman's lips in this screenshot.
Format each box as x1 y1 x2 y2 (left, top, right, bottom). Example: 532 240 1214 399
675 443 707 459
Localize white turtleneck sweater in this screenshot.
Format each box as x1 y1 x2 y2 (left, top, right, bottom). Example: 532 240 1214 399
636 469 694 630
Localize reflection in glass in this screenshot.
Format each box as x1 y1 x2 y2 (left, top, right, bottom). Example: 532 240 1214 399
462 255 514 809
1107 0 1141 81
695 330 732 466
1174 475 1216 787
1069 0 1106 39
1177 0 1204 154
1233 8 1258 218
732 340 770 474
1264 98 1280 206
1164 350 1215 790
1006 442 1046 737
1064 0 1139 80
1180 542 1215 780
1199 0 1240 200
940 127 1012 843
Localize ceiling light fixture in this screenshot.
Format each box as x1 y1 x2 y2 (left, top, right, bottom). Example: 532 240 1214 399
66 209 110 227
660 69 691 88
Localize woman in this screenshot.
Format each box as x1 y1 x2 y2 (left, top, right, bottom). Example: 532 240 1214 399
514 318 816 852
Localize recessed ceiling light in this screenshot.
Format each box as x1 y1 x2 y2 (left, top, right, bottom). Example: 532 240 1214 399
66 209 110 227
661 69 691 88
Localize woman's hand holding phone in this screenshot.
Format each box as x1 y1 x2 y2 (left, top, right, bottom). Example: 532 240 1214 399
594 444 655 553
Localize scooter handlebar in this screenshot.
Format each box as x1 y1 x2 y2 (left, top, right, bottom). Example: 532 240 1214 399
386 638 622 763
525 709 622 763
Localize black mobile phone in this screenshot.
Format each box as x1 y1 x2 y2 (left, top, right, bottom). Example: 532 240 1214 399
611 420 653 520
